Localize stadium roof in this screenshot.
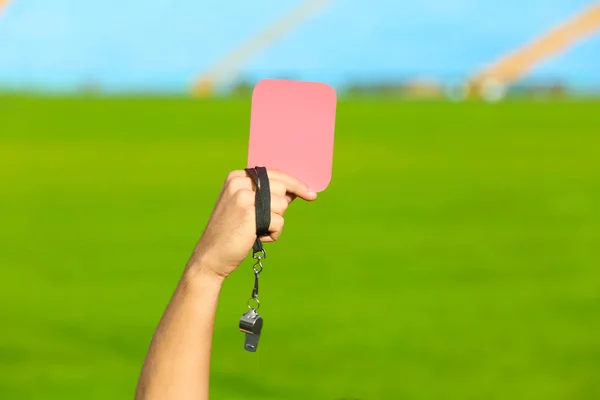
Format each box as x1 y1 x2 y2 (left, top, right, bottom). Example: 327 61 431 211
0 0 598 93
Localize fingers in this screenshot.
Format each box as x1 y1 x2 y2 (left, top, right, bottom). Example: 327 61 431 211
270 194 289 216
267 169 317 201
268 213 284 232
269 181 297 204
224 169 316 202
223 175 293 217
224 170 247 182
261 213 284 243
224 174 253 195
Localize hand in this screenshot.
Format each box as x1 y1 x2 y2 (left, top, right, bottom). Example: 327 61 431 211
187 169 317 279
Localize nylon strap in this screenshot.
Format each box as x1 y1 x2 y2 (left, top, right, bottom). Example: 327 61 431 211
244 167 271 255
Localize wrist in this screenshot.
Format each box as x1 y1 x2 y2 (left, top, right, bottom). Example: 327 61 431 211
183 259 226 290
187 248 238 280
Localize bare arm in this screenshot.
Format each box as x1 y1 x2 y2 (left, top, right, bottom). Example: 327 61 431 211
135 169 317 400
135 265 222 400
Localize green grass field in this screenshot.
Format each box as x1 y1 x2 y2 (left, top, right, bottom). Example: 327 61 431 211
1 96 599 399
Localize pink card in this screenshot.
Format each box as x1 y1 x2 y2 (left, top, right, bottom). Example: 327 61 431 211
248 79 337 192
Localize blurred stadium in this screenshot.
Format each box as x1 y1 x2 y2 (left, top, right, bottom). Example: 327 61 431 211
1 1 599 400
1 0 600 98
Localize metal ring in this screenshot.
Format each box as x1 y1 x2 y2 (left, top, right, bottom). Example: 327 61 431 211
247 297 260 310
253 261 263 274
252 249 266 260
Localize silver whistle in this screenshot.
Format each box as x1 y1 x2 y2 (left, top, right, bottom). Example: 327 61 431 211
239 309 263 352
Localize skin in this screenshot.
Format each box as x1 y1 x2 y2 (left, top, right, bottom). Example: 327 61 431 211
135 169 317 400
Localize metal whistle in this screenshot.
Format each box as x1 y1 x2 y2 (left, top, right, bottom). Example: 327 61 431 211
239 309 263 352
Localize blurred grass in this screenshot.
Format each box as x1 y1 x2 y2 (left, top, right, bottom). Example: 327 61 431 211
0 96 599 399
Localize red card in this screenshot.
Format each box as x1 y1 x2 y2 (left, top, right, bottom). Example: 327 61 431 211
248 79 337 192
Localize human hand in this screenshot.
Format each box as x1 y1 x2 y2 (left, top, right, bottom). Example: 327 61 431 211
187 169 317 279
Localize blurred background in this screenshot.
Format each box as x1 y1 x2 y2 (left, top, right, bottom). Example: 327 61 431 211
1 1 599 399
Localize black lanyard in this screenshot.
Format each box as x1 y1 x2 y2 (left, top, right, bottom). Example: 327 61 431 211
238 167 270 352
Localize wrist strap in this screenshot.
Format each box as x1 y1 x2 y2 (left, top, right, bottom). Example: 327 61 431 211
244 167 271 255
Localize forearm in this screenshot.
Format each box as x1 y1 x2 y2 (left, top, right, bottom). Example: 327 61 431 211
135 169 314 398
136 263 224 400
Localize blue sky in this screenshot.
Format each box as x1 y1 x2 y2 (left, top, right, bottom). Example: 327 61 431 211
0 0 598 92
